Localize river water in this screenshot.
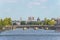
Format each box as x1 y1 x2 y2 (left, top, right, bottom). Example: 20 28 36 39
0 28 60 40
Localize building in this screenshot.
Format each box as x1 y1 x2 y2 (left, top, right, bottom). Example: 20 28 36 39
12 20 21 25
28 17 34 21
37 17 40 22
56 18 60 25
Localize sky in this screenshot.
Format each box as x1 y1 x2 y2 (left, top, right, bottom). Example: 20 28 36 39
0 0 60 20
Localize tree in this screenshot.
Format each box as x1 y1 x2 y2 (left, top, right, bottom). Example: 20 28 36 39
48 19 56 25
44 18 50 25
21 21 26 25
3 18 12 27
28 21 40 25
36 22 41 25
0 19 3 26
8 18 12 25
0 19 3 30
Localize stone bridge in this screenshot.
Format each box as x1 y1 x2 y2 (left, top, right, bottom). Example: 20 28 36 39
11 25 60 30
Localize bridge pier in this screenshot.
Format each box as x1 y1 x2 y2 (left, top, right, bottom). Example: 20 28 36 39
34 27 39 30
4 25 60 31
23 27 28 30
55 27 60 32
11 25 17 30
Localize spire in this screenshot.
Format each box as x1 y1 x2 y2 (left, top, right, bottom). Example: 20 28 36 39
37 17 40 21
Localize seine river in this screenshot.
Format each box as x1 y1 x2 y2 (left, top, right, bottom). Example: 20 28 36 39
0 28 60 40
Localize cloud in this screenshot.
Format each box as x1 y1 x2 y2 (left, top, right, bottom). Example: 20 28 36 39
0 0 17 3
5 8 11 12
34 0 48 2
41 6 47 8
27 0 48 8
40 0 48 2
27 2 40 8
57 1 60 5
29 2 40 5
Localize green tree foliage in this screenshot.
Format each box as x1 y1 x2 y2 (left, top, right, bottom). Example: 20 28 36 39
36 22 41 25
27 21 41 25
8 18 12 25
0 19 3 30
0 19 3 26
40 22 44 26
21 21 26 25
44 18 47 25
3 18 12 26
48 20 56 25
44 18 56 25
27 21 35 25
0 18 12 30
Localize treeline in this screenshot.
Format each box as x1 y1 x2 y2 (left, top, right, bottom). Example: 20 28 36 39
21 18 56 25
0 18 56 26
0 17 57 30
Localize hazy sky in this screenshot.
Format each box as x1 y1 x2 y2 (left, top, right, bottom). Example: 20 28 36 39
0 0 60 20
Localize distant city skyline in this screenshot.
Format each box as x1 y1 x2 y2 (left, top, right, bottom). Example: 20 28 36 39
0 0 60 20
